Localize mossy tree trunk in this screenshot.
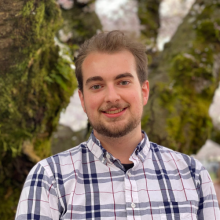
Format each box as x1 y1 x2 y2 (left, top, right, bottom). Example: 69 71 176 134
141 0 220 155
0 0 76 218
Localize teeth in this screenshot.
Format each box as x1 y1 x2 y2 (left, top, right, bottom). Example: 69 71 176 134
105 108 124 114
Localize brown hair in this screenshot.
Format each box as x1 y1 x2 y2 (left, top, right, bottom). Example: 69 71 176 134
75 30 148 92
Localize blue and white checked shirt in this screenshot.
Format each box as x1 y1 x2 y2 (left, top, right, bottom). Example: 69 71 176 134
16 132 220 220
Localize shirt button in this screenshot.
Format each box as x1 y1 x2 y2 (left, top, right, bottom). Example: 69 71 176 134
131 202 136 208
102 158 105 163
127 171 131 177
106 153 110 160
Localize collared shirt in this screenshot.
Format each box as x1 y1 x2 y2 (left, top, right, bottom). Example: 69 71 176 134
16 131 219 220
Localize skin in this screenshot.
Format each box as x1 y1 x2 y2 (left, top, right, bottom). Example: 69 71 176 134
78 50 149 164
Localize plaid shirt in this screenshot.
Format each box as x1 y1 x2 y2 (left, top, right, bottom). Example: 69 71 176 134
16 131 219 220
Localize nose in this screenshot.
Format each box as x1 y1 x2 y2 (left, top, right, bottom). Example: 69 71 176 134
104 85 121 103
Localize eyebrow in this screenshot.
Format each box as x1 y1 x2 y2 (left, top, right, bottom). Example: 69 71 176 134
115 73 134 80
85 72 134 85
85 76 104 85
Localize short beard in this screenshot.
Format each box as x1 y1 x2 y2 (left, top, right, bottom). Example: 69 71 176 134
89 117 141 138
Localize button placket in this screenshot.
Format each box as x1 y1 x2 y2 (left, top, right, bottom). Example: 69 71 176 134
127 171 131 177
125 166 141 220
106 153 111 160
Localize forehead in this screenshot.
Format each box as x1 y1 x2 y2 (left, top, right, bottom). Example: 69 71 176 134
81 50 137 82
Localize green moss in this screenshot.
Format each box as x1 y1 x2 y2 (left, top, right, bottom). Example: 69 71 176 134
155 3 220 154
0 0 70 156
141 114 149 127
158 50 216 153
22 0 34 16
0 0 77 218
196 19 220 43
35 138 52 159
0 187 20 219
35 2 45 37
137 0 160 41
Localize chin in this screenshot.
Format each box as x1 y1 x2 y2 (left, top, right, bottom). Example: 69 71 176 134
93 122 140 139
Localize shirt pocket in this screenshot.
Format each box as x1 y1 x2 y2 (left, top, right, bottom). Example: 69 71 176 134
159 201 198 220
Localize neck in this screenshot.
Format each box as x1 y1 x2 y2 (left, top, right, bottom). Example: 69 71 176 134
94 126 143 164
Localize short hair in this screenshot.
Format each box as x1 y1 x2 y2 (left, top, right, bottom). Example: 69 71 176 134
75 30 148 92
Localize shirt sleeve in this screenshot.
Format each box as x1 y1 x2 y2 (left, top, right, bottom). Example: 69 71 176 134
15 162 60 220
197 168 220 220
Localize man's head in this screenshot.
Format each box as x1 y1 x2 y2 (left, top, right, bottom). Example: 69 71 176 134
75 30 148 92
76 31 149 138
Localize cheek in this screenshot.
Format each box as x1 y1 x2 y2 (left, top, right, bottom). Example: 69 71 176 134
129 92 142 105
90 101 99 111
84 96 102 111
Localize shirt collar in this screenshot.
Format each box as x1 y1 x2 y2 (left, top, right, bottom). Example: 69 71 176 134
86 131 150 164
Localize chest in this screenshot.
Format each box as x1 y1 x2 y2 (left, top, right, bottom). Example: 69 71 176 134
58 159 199 220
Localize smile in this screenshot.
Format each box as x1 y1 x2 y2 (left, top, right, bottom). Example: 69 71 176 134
105 108 124 114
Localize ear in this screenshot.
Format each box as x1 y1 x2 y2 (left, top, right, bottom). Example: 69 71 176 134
141 80 149 106
78 89 86 113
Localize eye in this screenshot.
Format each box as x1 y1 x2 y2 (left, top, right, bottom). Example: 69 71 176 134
119 81 130 86
91 84 102 90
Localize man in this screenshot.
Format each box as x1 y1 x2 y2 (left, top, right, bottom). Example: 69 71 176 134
16 31 219 220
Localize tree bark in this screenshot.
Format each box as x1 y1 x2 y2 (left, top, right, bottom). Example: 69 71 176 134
142 0 220 154
0 0 76 218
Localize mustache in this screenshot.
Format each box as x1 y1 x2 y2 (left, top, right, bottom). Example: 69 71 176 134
99 103 129 112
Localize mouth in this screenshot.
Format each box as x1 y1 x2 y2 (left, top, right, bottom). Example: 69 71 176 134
101 107 128 118
104 108 126 114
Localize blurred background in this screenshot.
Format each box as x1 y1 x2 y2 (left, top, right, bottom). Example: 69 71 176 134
0 0 220 218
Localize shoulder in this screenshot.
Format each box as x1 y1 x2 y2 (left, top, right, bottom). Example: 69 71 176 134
149 141 204 174
33 142 87 178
